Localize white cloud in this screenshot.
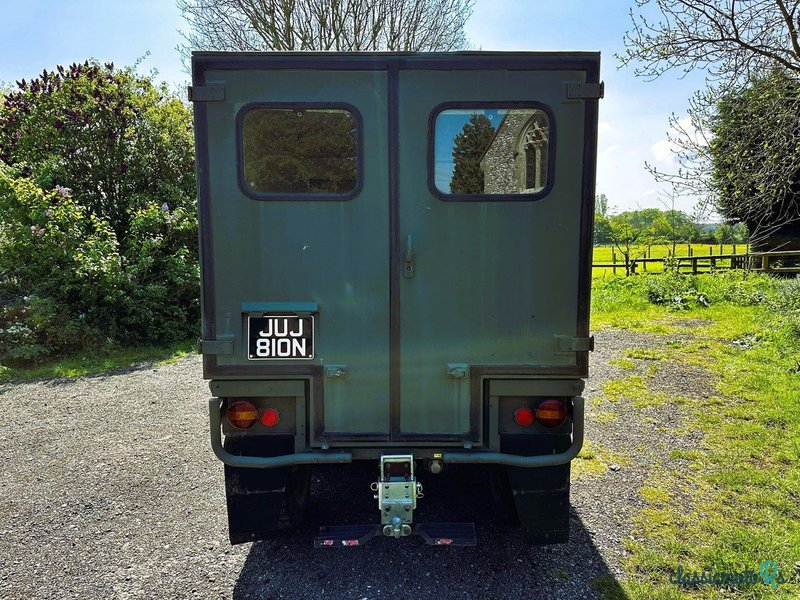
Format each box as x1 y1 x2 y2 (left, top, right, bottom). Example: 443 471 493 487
600 144 619 158
598 121 614 134
650 138 676 164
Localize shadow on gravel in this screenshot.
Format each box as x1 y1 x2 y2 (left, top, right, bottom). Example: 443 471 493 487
233 462 627 599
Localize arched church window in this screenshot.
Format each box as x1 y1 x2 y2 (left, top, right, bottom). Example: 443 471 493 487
518 114 549 192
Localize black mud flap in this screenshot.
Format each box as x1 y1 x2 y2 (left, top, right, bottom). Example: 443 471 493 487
223 435 298 544
501 433 571 545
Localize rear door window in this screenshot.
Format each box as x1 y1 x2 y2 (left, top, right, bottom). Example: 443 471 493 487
239 105 361 199
431 105 553 200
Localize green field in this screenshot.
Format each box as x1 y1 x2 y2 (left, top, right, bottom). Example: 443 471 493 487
593 244 749 276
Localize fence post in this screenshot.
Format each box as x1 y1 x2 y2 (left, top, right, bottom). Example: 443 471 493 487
692 257 698 275
762 254 771 273
612 250 617 275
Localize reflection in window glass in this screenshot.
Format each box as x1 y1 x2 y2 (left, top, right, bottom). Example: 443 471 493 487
242 108 358 195
433 108 550 195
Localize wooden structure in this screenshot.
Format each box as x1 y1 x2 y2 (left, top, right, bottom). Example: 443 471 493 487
593 250 800 276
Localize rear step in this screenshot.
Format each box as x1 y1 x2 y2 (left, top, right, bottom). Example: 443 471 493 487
314 523 476 547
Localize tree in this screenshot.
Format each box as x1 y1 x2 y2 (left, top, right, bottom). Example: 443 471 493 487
450 113 495 194
177 0 475 56
0 61 195 242
620 0 800 245
715 223 734 245
620 0 800 84
709 70 800 242
732 222 749 243
595 193 608 217
607 212 647 274
593 213 612 244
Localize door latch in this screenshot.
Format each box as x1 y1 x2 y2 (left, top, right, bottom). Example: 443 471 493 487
403 233 415 278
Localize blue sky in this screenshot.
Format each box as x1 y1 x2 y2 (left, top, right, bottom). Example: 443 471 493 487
0 0 707 214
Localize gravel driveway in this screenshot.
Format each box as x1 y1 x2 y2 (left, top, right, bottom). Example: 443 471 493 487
0 329 702 599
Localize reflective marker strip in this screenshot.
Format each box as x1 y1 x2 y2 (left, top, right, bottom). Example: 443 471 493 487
435 539 453 545
322 540 334 546
342 540 360 546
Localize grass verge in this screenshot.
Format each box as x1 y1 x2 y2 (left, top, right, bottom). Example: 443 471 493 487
592 273 800 599
0 338 197 383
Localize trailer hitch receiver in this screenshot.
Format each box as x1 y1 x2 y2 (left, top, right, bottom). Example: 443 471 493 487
371 454 422 538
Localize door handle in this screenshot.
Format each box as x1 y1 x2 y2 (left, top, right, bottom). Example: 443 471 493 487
404 233 415 278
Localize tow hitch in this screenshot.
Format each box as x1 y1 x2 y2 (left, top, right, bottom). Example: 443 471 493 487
374 454 421 538
314 455 476 547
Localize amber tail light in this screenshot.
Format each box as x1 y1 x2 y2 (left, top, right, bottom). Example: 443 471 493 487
535 399 568 428
226 400 259 429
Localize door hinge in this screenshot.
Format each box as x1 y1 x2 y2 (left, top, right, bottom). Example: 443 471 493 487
200 337 234 355
565 81 605 100
555 335 595 354
188 85 225 103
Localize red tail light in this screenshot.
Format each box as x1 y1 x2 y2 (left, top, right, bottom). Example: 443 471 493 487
536 399 567 428
260 408 280 427
227 400 258 429
513 407 534 427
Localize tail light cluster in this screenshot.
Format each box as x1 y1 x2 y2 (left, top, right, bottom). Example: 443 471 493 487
226 400 281 430
513 398 568 428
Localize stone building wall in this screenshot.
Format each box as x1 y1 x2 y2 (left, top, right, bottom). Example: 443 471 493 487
480 109 549 194
480 111 530 194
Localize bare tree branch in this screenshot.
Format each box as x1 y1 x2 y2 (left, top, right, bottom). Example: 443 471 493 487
177 0 474 62
621 1 800 246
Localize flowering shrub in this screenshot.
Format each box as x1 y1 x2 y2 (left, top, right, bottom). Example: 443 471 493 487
0 62 198 364
0 61 196 241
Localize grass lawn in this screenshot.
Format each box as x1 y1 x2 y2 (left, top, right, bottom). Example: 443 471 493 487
0 338 197 383
591 273 800 599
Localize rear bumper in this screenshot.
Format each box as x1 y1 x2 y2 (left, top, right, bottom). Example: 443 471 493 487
208 396 585 469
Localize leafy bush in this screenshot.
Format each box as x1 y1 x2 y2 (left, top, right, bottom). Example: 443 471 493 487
592 272 800 345
117 202 199 344
0 61 198 365
0 61 195 242
0 165 122 360
0 165 199 362
644 273 709 309
768 277 800 340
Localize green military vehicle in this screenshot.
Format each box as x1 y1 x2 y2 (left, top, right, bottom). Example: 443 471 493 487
190 51 602 546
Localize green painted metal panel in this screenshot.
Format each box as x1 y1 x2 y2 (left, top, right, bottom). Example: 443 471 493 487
196 54 597 444
397 70 586 435
203 69 390 435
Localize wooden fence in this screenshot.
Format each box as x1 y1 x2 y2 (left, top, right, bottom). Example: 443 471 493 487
593 249 800 276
